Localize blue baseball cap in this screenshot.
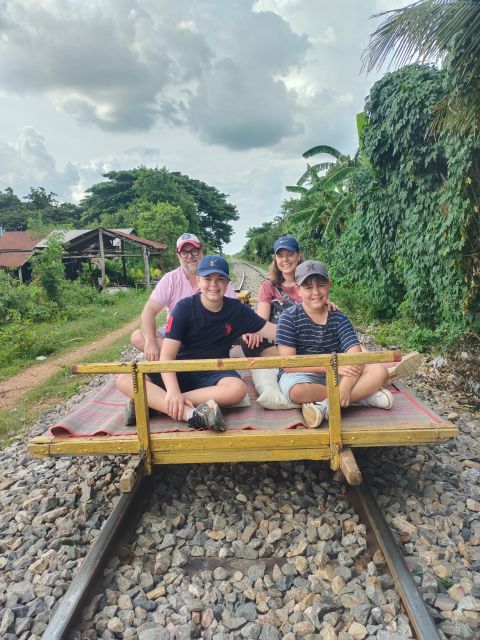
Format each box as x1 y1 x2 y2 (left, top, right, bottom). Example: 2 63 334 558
197 255 231 280
274 236 300 253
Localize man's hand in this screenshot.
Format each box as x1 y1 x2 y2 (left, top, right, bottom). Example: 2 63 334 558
242 333 262 348
144 338 161 361
165 390 193 421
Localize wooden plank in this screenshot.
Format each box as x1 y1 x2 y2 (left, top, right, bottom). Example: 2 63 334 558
133 371 152 474
71 351 402 376
119 457 146 493
28 419 457 461
339 448 362 485
72 362 134 375
326 365 342 470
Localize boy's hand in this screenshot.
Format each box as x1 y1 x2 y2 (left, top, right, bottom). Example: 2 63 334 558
242 333 261 348
165 391 193 421
338 365 362 377
339 387 352 407
144 338 161 361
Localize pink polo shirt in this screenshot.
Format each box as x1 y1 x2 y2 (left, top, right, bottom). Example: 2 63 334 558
149 266 237 314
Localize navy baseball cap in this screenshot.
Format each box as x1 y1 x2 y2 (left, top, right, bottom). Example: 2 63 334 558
274 236 300 253
197 255 231 280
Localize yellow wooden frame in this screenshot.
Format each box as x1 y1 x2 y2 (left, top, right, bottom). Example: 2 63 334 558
28 351 458 476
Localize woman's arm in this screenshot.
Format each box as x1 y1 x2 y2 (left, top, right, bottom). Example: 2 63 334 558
256 301 271 320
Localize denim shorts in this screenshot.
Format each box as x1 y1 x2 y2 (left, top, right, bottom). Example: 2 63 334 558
148 369 241 392
278 372 327 402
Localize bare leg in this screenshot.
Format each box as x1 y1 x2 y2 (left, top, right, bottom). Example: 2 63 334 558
259 345 278 357
347 364 388 402
288 363 388 405
116 374 247 422
130 329 163 353
289 383 328 404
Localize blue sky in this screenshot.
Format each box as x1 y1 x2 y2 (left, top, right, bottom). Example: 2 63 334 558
0 0 409 251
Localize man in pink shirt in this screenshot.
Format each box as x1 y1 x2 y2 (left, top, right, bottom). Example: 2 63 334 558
131 233 236 361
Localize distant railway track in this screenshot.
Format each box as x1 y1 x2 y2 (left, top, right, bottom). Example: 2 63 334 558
43 470 440 640
231 257 267 293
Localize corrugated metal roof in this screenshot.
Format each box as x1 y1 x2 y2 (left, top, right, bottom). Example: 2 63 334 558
0 231 43 268
0 228 166 269
36 228 135 247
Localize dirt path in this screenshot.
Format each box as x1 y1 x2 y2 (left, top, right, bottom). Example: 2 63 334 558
0 318 139 411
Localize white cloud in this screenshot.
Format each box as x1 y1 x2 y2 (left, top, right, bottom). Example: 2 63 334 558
0 127 80 200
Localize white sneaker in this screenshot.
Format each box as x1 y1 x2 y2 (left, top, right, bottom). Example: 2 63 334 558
387 352 421 381
302 400 328 428
357 388 394 410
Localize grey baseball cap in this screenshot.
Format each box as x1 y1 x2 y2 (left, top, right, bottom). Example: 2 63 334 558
295 260 329 285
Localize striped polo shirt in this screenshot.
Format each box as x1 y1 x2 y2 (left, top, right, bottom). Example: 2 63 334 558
276 305 359 373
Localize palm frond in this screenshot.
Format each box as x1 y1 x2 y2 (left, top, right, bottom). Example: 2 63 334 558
316 165 356 192
285 186 309 194
303 145 344 160
363 0 480 74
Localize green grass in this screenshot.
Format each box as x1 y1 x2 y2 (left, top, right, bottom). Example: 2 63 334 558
0 332 136 448
0 289 148 380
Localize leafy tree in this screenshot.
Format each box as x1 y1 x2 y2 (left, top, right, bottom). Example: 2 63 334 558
363 0 480 139
0 188 30 230
133 167 198 232
31 231 67 304
240 220 284 264
133 201 188 271
81 169 139 225
171 172 239 250
285 145 362 248
334 64 479 332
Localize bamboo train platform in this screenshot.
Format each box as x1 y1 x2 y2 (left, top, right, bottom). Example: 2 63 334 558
28 351 458 486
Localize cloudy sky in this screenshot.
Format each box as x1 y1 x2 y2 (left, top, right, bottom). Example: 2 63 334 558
0 0 409 252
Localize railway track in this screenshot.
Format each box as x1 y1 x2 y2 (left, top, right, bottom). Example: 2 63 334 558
41 261 440 638
43 463 440 639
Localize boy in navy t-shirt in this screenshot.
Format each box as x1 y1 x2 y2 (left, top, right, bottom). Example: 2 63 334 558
276 260 394 428
117 255 276 431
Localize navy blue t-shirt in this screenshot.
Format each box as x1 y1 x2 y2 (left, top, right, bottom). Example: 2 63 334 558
165 293 267 360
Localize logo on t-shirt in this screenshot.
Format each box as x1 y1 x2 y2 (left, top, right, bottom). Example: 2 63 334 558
225 323 232 335
165 315 174 333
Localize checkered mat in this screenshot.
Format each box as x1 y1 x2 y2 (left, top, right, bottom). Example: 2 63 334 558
49 377 443 437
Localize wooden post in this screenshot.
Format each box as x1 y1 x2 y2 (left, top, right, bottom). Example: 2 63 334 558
142 246 151 290
132 369 152 474
98 229 106 290
339 448 362 485
121 240 127 284
326 358 342 471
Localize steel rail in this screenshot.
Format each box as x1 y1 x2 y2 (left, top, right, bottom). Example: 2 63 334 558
350 482 441 640
42 479 146 640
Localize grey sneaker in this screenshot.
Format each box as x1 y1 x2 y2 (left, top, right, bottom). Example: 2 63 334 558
188 399 226 432
302 400 328 428
124 399 136 426
356 388 394 409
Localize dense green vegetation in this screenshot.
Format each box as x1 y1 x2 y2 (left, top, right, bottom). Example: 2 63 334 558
0 166 239 377
0 236 148 378
240 63 480 352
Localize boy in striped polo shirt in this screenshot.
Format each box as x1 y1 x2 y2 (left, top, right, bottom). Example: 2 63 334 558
276 260 394 428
